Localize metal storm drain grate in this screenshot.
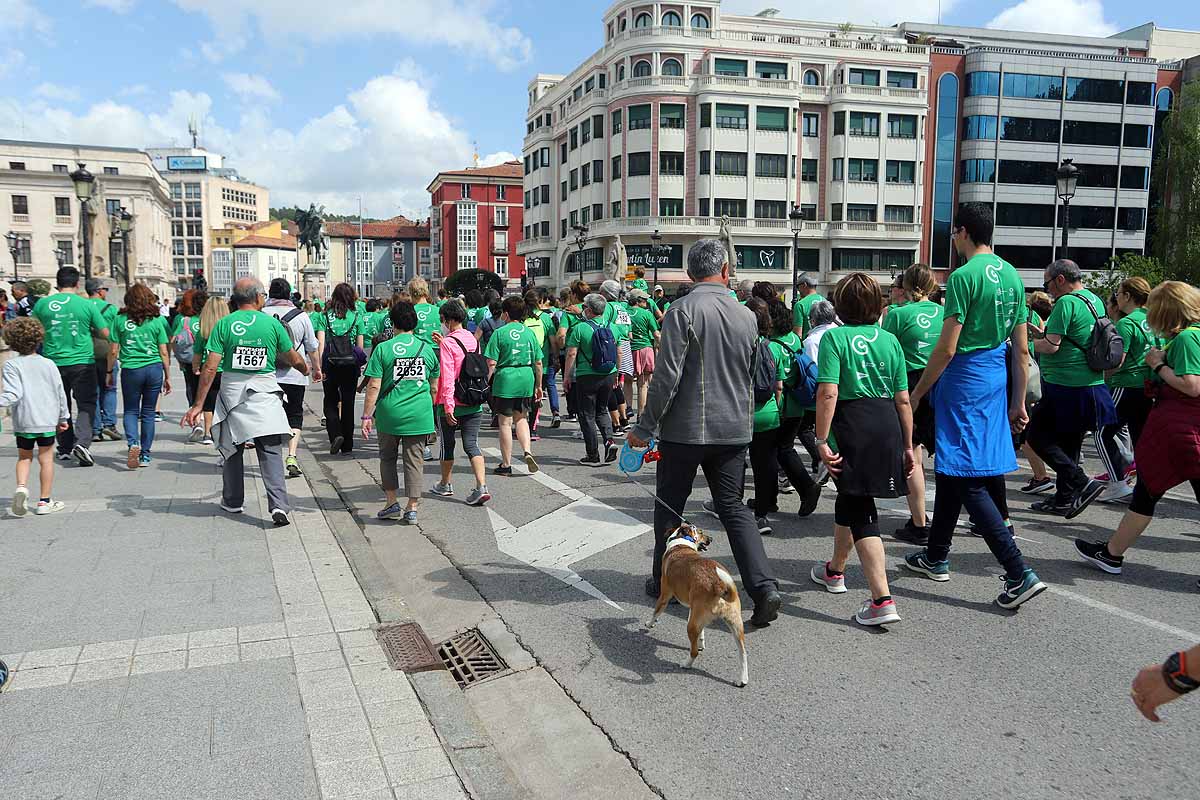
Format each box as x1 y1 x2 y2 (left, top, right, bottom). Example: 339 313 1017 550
376 621 444 674
437 629 507 688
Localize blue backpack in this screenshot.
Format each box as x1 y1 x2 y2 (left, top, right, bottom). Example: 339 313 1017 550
775 338 819 407
586 319 618 372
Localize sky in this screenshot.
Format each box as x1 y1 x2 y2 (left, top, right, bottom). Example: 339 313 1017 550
1 0 1197 219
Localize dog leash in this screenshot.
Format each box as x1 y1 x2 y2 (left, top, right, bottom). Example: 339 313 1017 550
618 439 690 526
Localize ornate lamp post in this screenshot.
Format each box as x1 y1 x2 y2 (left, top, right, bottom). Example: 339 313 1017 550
1056 158 1079 260
572 223 589 281
649 228 667 287
117 207 134 290
69 163 97 279
789 204 804 304
5 230 19 282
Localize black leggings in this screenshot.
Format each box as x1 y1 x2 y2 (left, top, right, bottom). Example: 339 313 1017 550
323 364 359 452
1129 478 1200 517
834 494 881 542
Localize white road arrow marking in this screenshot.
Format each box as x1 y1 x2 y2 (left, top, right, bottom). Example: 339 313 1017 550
483 448 649 609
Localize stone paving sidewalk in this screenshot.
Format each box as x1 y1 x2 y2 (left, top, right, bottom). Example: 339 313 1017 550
0 375 466 800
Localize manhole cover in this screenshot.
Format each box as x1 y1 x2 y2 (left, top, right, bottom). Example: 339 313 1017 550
376 622 444 673
437 629 507 687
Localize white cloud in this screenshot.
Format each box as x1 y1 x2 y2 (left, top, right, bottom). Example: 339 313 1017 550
34 82 81 102
222 73 281 103
85 0 136 12
986 0 1117 37
172 0 531 70
721 0 952 26
0 69 501 219
0 49 25 79
478 151 517 168
0 0 51 35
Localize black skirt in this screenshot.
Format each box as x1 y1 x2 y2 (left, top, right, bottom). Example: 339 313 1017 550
830 396 907 498
907 369 936 454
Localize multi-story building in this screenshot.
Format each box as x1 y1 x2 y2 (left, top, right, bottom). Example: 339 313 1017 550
145 147 269 293
0 139 173 298
428 163 525 288
209 220 299 294
324 217 431 299
522 1 1192 292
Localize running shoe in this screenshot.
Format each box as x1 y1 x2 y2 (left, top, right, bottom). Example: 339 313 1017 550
154 411 166 422
902 550 951 582
401 509 418 525
430 482 454 497
329 435 345 456
187 426 205 444
11 486 28 517
376 502 404 521
423 446 436 462
270 508 290 527
56 452 73 461
72 444 94 467
493 465 513 477
285 456 302 478
755 516 773 535
1091 471 1111 483
0 657 9 692
126 444 142 471
465 487 491 506
220 503 245 514
1019 477 1055 495
797 483 821 518
102 426 121 441
201 435 215 446
138 454 151 468
778 476 794 494
578 454 602 467
893 519 929 546
810 562 847 593
551 415 562 429
1065 479 1106 520
524 451 540 473
604 441 618 464
1030 498 1070 516
529 433 541 442
1074 539 1123 574
815 462 831 486
995 569 1047 609
1099 480 1134 504
35 500 65 516
855 598 901 626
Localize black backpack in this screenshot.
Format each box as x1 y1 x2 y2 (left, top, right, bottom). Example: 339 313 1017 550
752 337 777 405
447 335 490 406
324 310 360 368
1067 293 1124 371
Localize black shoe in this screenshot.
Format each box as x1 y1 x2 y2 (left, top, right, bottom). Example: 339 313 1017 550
756 516 773 535
1030 498 1070 516
270 508 290 527
1074 539 1123 574
579 454 601 467
72 444 94 467
329 436 344 456
778 477 794 495
1019 476 1055 495
644 577 660 597
749 589 782 627
1065 479 1106 520
893 520 929 546
493 465 513 476
605 442 619 463
797 483 821 518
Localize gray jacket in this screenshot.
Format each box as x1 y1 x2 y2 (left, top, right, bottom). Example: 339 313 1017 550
631 282 757 446
212 372 292 458
0 354 70 435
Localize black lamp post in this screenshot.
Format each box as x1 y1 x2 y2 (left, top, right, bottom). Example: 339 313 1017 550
5 230 19 282
788 204 804 304
573 223 589 280
1056 158 1079 260
70 162 96 279
116 207 134 289
649 228 666 287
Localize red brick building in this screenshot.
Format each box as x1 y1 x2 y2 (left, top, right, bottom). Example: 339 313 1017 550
427 162 525 287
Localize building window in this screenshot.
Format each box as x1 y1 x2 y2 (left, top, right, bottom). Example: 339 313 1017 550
461 183 472 199
799 204 817 221
495 256 508 276
1001 73 1063 100
1004 116 1064 144
11 195 28 215
887 71 917 89
888 114 917 139
541 184 550 204
661 103 685 128
848 159 878 182
187 240 204 256
800 159 818 182
1126 81 1154 106
184 183 201 199
592 203 603 221
755 153 787 178
570 127 578 149
612 201 622 219
170 183 182 200
832 158 843 181
1118 207 1146 230
690 12 709 29
632 60 651 79
495 207 508 227
103 167 119 175
715 104 748 129
612 155 622 179
660 198 684 217
1120 165 1149 190
627 199 650 217
617 64 625 82
802 113 819 137
662 59 683 77
885 160 915 184
846 204 877 222
715 151 747 176
612 109 622 133
699 151 710 175
634 12 651 28
52 163 68 173
6 161 23 170
963 115 998 140
593 114 604 138
570 169 578 190
498 183 508 200
885 206 914 223
53 196 71 217
849 111 879 137
755 200 786 219
756 106 788 131
833 249 912 270
714 198 746 218
965 71 1000 97
593 159 604 182
1066 77 1126 105
581 163 591 186
932 73 959 269
698 199 710 216
804 69 821 86
1124 123 1152 148
960 159 997 183
172 220 184 236
660 151 685 176
561 142 568 163
13 234 31 264
173 240 185 256
628 104 651 130
757 61 787 80
848 69 880 87
581 118 592 143
628 152 652 176
834 111 846 135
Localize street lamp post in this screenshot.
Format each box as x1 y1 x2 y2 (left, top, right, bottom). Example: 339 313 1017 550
649 229 665 287
69 163 96 280
1056 158 1079 261
5 230 19 282
789 204 804 305
118 207 133 290
572 224 589 281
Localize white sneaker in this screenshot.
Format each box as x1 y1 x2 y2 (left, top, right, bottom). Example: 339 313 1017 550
35 500 66 515
11 486 28 517
1099 480 1134 504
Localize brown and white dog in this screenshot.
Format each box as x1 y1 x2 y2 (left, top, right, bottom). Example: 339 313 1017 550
647 523 749 687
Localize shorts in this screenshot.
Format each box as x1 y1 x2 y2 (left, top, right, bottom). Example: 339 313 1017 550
281 384 306 429
491 395 533 416
633 347 656 374
16 435 56 451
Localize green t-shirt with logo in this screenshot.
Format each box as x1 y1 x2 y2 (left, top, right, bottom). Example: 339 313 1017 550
881 300 945 372
606 301 633 344
629 306 659 351
772 331 805 418
413 302 440 347
566 317 617 378
468 307 489 328
365 333 439 436
792 292 826 338
111 315 168 369
1042 289 1106 388
170 314 200 341
816 324 907 401
1166 326 1200 377
753 339 789 433
360 311 384 342
1108 307 1158 389
206 309 294 375
631 278 649 292
943 253 1028 353
483 321 541 398
32 293 108 367
314 310 365 339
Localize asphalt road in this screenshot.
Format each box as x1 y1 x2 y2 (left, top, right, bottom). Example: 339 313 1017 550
313 384 1200 800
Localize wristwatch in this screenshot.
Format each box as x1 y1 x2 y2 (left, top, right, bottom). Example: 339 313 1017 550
1163 651 1199 694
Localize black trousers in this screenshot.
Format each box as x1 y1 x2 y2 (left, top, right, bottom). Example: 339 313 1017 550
1027 395 1087 502
323 364 359 453
56 363 98 454
575 373 615 457
652 441 777 601
180 361 200 407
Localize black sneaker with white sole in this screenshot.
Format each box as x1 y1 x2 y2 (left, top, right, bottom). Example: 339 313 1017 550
1030 498 1070 516
1019 476 1055 494
270 508 290 527
1074 539 1123 574
1065 479 1106 520
604 441 619 463
755 516 773 535
72 444 94 467
578 454 602 467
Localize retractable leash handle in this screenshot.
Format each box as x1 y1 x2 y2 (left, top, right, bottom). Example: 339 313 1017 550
618 438 655 474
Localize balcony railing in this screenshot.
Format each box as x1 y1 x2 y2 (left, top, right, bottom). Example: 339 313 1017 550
583 217 922 238
832 84 927 101
604 26 928 57
516 236 554 255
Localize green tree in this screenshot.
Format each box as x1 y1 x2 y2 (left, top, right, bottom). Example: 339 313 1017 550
445 268 503 297
1085 252 1166 299
1152 81 1200 285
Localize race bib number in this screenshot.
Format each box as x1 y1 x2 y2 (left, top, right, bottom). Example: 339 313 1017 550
616 310 632 326
232 345 268 371
392 357 427 383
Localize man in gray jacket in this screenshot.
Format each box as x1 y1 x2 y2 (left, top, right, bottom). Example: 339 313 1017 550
628 239 781 626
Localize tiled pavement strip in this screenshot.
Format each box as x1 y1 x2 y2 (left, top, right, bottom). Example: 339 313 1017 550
0 379 467 800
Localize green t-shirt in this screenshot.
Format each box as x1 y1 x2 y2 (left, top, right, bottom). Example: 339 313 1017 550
606 301 633 344
1041 289 1106 388
772 331 805 418
111 315 168 369
792 292 825 338
32 293 108 367
566 317 617 378
91 297 119 332
483 321 542 398
360 311 384 342
943 253 1028 353
308 311 323 330
468 307 489 328
1108 307 1158 389
538 311 556 361
356 299 367 314
753 339 789 432
413 302 440 346
816 324 907 401
314 310 365 339
206 309 294 375
522 316 546 356
1166 326 1200 377
631 278 649 291
365 333 439 436
881 300 945 372
170 314 200 340
1029 309 1044 329
557 308 582 337
629 306 659 351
